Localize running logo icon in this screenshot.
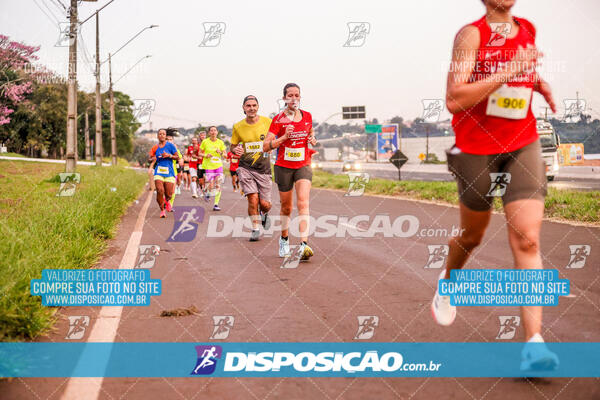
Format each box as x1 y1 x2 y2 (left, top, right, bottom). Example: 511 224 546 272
276 98 287 113
56 173 80 197
281 245 303 269
566 245 590 269
344 22 370 47
55 22 75 47
168 206 205 242
487 172 511 197
563 99 586 123
345 172 370 197
191 345 222 375
132 99 156 124
354 316 379 340
487 23 511 47
421 99 445 123
199 22 226 47
210 316 234 340
496 316 520 339
425 245 449 269
135 245 160 269
65 316 90 340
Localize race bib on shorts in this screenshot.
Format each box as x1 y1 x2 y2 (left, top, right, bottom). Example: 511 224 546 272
157 166 169 175
284 147 305 162
486 85 532 120
245 141 263 153
184 165 189 171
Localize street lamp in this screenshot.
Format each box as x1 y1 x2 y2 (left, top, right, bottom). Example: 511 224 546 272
107 25 158 165
113 55 152 85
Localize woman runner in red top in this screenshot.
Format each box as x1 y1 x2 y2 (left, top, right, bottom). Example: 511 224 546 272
186 137 201 198
264 83 317 260
226 150 240 192
431 0 558 371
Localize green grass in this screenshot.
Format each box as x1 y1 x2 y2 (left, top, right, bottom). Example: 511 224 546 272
313 170 600 224
0 152 25 158
101 157 130 167
0 160 147 341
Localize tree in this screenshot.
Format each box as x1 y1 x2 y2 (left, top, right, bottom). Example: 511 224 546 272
131 137 153 167
101 90 140 158
0 35 39 127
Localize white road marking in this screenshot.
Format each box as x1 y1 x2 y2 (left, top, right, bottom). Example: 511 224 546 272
60 191 152 400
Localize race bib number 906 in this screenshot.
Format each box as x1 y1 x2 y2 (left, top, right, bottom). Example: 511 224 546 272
157 166 169 175
486 85 532 120
284 147 305 162
245 141 263 153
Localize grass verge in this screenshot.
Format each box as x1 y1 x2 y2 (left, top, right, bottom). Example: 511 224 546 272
0 153 25 158
313 170 600 224
0 160 146 341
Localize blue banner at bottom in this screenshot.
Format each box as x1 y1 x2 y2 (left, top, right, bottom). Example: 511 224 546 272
0 343 598 378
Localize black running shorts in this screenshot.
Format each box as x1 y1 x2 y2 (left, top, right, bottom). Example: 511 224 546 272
274 165 312 192
446 139 547 211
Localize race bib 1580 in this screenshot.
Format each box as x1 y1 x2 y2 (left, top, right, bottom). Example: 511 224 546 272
245 141 263 153
486 85 532 120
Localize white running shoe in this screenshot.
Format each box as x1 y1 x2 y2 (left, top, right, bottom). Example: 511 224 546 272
299 243 313 261
278 236 290 258
431 269 456 326
520 334 559 371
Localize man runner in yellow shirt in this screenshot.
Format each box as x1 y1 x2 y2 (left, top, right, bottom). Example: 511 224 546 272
231 95 273 242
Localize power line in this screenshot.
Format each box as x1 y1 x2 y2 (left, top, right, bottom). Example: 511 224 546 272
45 0 67 16
32 0 60 28
48 0 67 12
40 0 63 23
78 31 96 75
151 113 201 124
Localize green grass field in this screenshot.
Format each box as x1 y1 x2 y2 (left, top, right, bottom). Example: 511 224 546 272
313 170 600 224
0 160 147 341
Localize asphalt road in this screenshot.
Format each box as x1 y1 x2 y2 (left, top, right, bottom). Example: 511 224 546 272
3 183 599 399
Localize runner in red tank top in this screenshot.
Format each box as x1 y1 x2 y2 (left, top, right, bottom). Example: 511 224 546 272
186 137 201 198
264 83 317 261
431 0 558 372
226 150 240 192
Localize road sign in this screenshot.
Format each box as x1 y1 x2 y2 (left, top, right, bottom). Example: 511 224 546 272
390 150 408 169
418 153 426 161
342 106 366 120
389 150 408 180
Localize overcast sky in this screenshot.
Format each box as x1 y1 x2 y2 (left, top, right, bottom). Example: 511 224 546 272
3 0 600 129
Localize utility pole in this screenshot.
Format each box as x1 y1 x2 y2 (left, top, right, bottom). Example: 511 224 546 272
541 106 551 120
84 110 90 159
109 53 117 165
94 13 103 166
102 26 157 165
425 124 430 162
65 0 78 172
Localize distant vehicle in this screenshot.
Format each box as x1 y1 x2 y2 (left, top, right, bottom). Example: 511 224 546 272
342 159 362 172
537 119 560 181
311 161 323 169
